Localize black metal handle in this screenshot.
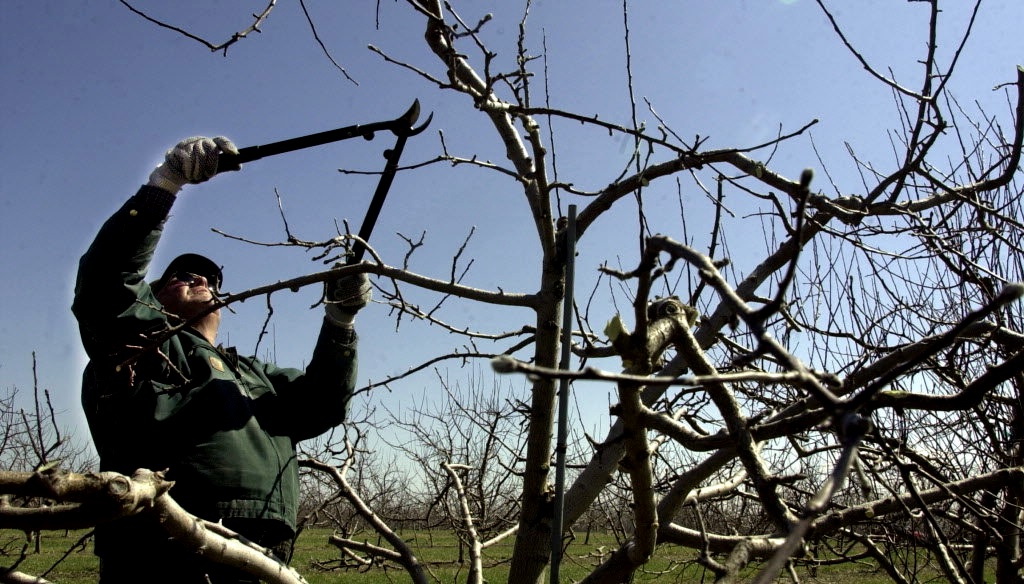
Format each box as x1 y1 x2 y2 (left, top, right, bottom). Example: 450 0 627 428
349 108 433 263
216 100 423 173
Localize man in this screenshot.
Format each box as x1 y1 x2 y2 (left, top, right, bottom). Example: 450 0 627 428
73 136 370 583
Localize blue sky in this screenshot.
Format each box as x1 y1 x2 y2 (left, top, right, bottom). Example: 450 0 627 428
2 1 1021 448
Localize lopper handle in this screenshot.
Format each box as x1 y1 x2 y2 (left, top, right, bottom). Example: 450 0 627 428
217 124 381 173
215 100 422 174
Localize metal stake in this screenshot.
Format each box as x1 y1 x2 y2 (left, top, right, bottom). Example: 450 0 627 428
551 204 577 584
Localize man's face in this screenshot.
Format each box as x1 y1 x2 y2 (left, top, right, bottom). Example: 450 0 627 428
156 272 219 320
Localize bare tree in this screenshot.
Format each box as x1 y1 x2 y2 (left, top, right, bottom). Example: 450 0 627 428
1 355 94 476
1 354 95 576
386 369 525 545
3 1 1022 583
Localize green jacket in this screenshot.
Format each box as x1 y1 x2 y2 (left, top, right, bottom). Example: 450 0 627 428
73 185 357 555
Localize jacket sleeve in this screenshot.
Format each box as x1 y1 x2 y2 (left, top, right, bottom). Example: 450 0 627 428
255 320 359 441
72 186 176 359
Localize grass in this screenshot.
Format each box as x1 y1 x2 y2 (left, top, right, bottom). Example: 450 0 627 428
1 530 96 583
0 528 991 583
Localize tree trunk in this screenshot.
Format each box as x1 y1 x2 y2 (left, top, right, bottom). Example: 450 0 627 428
508 256 566 583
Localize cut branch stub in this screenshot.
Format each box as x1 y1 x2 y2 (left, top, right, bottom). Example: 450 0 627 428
606 297 698 374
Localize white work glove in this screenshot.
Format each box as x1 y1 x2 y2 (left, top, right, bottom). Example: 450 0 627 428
324 269 372 327
147 136 238 194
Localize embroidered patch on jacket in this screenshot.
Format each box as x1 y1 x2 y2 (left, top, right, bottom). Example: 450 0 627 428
209 356 226 372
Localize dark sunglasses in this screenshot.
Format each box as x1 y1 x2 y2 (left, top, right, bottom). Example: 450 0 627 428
168 271 217 290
